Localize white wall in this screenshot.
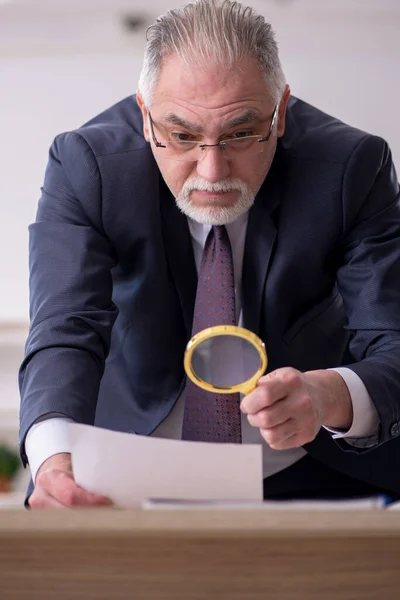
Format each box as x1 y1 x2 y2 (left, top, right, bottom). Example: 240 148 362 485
0 54 144 323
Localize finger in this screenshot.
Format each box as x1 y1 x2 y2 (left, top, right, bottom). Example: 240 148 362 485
260 414 317 449
65 481 113 507
247 390 314 429
38 470 113 507
259 418 297 448
241 368 301 415
28 488 67 509
246 396 297 430
261 430 306 450
240 382 283 415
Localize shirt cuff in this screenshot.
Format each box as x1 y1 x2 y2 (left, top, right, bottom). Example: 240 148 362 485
324 367 380 439
25 417 73 483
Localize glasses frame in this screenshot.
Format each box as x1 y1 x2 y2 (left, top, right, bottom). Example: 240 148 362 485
147 104 279 158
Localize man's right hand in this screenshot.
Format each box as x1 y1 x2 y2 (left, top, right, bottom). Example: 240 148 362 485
28 452 113 508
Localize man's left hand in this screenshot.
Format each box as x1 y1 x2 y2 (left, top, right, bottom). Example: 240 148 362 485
240 368 353 449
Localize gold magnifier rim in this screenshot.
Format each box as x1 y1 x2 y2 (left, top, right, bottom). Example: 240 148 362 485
184 325 268 395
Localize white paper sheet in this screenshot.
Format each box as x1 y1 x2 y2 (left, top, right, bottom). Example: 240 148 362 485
69 423 263 508
142 496 388 510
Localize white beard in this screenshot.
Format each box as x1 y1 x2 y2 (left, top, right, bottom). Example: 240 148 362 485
175 177 255 225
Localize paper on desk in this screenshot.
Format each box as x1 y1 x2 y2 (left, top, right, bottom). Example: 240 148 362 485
69 423 263 508
142 496 388 510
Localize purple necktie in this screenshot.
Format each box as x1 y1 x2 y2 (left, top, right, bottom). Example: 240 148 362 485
182 225 242 443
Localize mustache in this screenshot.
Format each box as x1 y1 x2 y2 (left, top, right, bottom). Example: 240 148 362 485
181 178 250 194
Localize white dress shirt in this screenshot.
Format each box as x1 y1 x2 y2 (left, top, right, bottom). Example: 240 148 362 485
25 212 379 482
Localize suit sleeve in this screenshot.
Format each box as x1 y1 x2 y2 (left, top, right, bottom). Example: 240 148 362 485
19 132 118 466
336 134 400 448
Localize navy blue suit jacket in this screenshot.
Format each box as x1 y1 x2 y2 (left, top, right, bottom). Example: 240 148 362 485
19 95 400 493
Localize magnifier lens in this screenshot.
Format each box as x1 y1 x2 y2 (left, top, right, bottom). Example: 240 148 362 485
191 335 262 388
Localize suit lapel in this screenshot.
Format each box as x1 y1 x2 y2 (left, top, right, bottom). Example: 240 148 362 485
242 162 281 335
159 177 197 339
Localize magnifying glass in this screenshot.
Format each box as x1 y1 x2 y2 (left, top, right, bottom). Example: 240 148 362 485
184 325 268 396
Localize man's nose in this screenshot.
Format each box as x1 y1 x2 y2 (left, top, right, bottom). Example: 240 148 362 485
195 146 230 183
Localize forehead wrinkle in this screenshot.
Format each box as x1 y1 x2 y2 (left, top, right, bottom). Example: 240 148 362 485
160 108 266 135
225 110 265 129
161 113 203 133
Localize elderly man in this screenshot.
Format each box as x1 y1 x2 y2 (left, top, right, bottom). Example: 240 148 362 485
20 0 400 507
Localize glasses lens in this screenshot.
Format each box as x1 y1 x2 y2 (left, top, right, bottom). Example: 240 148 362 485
165 141 199 162
224 137 265 157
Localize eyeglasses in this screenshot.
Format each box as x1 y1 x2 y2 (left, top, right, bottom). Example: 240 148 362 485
148 105 278 162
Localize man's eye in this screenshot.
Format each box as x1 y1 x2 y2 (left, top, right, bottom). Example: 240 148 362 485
170 132 196 142
231 131 255 139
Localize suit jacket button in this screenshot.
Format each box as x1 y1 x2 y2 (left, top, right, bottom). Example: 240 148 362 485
390 423 400 437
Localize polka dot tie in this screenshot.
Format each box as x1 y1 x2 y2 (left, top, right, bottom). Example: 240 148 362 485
182 225 242 443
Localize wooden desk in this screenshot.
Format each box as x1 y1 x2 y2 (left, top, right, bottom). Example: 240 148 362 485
0 508 399 599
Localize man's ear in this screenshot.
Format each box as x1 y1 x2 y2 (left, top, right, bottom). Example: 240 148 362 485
136 91 150 142
276 85 291 138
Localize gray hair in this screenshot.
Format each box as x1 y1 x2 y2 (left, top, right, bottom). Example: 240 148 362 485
138 0 286 107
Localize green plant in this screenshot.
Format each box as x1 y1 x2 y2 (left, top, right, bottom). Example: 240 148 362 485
0 445 20 480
